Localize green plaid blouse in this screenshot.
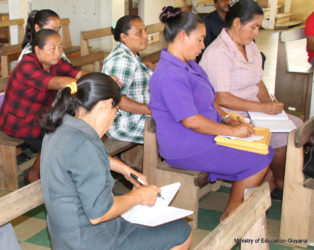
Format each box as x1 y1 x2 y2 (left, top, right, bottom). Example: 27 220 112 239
102 42 152 143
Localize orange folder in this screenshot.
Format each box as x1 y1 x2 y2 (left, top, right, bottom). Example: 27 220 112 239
214 127 272 155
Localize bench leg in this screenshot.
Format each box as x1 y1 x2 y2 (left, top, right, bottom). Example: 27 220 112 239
156 169 199 229
0 145 18 190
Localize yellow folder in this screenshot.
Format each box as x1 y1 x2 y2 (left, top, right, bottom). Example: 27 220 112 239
214 127 271 155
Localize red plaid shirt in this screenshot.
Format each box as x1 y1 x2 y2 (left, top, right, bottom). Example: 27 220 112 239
0 53 79 139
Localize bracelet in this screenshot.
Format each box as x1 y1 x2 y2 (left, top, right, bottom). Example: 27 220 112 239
222 114 232 124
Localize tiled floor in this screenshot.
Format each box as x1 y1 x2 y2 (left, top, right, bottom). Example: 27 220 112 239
3 28 313 249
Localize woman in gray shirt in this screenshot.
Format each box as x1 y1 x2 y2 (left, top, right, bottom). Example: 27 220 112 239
40 72 192 250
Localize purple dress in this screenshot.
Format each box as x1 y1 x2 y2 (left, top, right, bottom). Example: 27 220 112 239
149 49 273 182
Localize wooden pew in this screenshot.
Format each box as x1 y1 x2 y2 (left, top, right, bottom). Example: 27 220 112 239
280 116 314 247
0 18 24 46
143 118 222 229
194 183 271 250
274 28 314 120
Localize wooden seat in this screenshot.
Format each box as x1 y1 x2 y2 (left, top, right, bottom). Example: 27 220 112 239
143 117 222 229
280 116 314 247
275 28 314 120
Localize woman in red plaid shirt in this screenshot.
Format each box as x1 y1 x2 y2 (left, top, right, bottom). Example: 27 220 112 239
0 29 87 183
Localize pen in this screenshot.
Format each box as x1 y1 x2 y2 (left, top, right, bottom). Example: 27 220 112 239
130 173 165 200
271 94 278 102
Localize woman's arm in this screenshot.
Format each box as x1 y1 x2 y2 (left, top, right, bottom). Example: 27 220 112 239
89 184 160 224
47 76 77 90
214 102 240 126
89 156 159 224
182 114 255 138
119 96 152 115
215 89 284 115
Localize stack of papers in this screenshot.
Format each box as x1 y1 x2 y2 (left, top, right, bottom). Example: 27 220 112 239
121 182 193 227
215 127 271 155
248 111 296 132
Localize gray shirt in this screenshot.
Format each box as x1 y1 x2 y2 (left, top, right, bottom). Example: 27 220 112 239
40 115 137 250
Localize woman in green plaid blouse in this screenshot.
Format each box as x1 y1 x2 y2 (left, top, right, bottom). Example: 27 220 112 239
102 15 152 144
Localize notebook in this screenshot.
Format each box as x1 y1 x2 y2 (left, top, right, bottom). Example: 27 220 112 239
214 127 271 155
248 111 296 132
121 182 193 227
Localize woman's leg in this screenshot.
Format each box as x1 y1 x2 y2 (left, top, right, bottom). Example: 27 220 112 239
270 146 286 190
170 231 193 250
221 165 269 221
25 151 41 183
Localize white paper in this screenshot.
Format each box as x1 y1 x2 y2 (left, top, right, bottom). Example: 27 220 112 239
251 119 296 132
121 182 193 227
248 111 296 132
248 111 289 120
222 135 264 142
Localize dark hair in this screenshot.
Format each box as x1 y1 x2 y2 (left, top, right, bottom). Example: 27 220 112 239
111 15 141 42
22 9 59 48
225 0 263 28
159 6 203 42
41 73 121 133
31 29 59 52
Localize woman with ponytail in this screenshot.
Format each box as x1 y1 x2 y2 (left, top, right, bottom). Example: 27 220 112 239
40 72 192 250
18 9 69 62
149 6 273 220
0 29 87 183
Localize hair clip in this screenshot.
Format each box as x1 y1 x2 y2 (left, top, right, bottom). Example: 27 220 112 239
111 23 116 30
230 0 240 7
66 82 77 95
167 11 172 18
162 6 168 12
30 10 38 19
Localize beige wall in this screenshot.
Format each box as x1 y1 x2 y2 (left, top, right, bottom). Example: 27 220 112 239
290 0 314 21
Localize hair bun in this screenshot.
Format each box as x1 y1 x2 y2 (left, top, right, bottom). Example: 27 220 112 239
159 6 181 23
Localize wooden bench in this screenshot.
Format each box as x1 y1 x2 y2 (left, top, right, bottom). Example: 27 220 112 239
0 181 271 249
143 117 222 229
280 116 314 247
275 28 314 120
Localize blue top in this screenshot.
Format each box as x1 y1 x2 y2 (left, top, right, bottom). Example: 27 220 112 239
40 115 137 250
196 10 225 62
149 49 220 159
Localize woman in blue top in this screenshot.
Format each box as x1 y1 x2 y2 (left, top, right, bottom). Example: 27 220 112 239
149 6 273 220
40 72 192 250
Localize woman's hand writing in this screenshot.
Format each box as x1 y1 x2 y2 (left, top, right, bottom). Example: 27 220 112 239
263 101 284 115
231 123 255 138
131 185 160 206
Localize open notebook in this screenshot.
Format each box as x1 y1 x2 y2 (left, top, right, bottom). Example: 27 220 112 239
121 182 193 227
248 111 296 132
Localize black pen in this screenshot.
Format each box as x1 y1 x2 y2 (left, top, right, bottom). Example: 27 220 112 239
130 173 165 200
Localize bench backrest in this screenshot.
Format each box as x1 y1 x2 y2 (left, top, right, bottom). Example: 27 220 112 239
0 180 44 226
0 18 24 45
60 18 72 50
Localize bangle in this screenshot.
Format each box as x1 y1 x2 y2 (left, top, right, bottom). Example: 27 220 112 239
222 114 232 124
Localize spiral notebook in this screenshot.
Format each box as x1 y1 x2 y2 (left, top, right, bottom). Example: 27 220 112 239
214 127 271 155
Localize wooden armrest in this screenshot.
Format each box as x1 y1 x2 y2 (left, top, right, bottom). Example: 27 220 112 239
295 116 314 147
102 136 136 156
0 180 43 226
81 27 112 41
0 19 24 28
1 44 22 56
0 131 24 146
158 161 209 187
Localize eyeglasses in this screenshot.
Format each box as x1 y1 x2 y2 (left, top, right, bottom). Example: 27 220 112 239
115 107 122 118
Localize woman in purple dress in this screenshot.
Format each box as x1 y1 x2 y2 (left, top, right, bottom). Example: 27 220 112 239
149 6 273 220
